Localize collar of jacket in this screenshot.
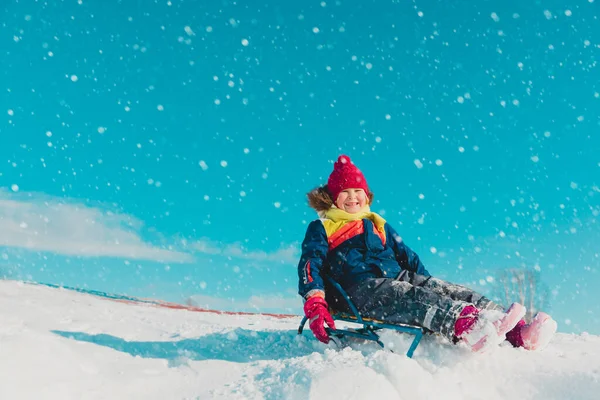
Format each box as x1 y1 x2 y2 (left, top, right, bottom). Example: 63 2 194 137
318 205 387 239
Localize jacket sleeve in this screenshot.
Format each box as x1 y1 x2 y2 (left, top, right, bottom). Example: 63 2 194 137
297 220 330 298
386 224 431 277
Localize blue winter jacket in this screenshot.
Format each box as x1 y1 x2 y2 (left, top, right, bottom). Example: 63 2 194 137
297 218 430 298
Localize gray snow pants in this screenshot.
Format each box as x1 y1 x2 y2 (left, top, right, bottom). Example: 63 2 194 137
345 271 505 341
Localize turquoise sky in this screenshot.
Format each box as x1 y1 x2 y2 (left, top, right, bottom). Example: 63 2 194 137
1 0 599 334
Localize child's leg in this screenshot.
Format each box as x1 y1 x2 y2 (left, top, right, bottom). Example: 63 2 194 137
397 270 505 313
348 278 525 351
347 278 468 342
399 273 544 348
415 274 535 340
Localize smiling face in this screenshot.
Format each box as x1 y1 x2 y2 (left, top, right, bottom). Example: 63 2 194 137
335 188 368 213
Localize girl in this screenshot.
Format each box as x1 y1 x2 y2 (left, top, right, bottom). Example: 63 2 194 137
297 155 557 352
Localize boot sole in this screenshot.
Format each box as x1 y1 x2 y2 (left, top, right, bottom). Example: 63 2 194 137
522 312 558 350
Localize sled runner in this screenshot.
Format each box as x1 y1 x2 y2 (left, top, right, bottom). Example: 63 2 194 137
298 276 425 358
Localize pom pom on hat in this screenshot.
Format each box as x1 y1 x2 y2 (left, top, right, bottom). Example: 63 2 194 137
327 155 369 202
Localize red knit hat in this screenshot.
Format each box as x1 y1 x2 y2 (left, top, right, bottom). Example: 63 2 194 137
327 155 370 202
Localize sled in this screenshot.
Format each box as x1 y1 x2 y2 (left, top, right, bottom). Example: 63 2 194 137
297 276 425 358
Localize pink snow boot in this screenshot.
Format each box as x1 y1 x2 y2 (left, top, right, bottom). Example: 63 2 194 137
454 305 479 338
506 312 557 351
454 305 501 352
455 303 526 352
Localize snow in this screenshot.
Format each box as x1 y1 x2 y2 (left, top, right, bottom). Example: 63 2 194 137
1 280 599 400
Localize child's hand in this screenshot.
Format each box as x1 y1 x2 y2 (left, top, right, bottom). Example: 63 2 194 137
304 296 336 343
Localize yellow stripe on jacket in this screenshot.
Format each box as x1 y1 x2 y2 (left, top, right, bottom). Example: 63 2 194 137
320 206 387 250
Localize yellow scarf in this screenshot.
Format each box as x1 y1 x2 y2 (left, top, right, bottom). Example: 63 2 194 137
321 205 387 238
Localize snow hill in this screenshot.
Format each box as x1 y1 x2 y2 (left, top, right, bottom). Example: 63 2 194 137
0 280 598 400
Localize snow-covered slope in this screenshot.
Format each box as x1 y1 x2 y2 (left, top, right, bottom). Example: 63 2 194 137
0 280 598 400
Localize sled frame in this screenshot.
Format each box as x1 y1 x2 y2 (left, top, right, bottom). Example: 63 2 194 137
298 276 424 358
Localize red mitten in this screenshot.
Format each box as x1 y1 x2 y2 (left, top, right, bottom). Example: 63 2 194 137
304 296 336 343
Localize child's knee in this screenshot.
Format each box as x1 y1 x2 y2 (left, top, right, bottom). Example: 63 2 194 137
390 279 413 294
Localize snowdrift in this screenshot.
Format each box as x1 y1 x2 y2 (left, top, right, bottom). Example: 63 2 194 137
0 280 598 399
